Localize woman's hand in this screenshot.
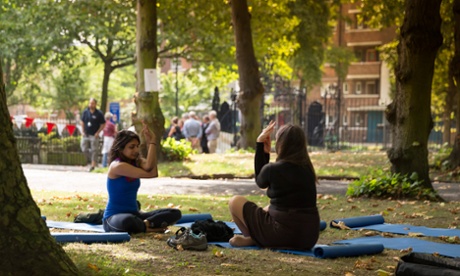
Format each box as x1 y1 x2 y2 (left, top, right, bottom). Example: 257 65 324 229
257 120 275 153
142 121 156 144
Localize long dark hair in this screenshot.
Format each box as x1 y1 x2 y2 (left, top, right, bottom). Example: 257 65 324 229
108 130 140 164
275 124 317 181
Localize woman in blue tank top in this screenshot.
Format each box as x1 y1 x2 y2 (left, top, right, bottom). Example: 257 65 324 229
103 122 181 233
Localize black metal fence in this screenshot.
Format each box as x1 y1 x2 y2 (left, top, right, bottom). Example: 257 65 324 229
14 95 451 164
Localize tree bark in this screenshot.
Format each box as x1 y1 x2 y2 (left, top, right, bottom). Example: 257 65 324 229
230 0 264 149
135 0 165 157
386 0 442 189
446 0 460 168
101 61 114 114
0 61 78 274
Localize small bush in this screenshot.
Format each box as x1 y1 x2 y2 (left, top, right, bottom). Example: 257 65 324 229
346 169 440 201
161 137 195 161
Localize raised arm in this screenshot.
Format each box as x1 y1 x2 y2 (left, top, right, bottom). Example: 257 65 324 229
139 122 158 175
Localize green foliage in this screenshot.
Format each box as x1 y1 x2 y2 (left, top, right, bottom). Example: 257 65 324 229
38 133 81 153
347 170 440 200
161 137 195 161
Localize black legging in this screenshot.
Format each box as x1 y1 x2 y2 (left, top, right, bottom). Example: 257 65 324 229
103 208 182 234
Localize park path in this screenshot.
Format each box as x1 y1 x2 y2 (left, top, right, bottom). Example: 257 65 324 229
22 164 459 201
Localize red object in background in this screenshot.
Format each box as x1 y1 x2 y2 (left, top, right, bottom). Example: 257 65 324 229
46 122 55 134
66 124 76 136
25 117 34 128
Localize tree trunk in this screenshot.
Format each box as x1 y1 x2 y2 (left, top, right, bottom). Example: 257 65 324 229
230 0 264 149
101 61 114 114
386 0 442 189
135 0 165 157
446 0 460 168
0 63 78 274
442 72 455 146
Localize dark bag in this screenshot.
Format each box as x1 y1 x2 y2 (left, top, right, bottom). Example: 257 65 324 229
74 209 105 225
191 219 234 242
396 252 460 276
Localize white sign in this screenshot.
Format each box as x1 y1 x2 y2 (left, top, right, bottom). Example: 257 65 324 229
144 69 159 92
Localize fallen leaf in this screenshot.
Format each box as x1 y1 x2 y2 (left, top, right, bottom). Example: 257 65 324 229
377 269 391 276
408 232 424 237
331 221 350 230
400 247 413 254
189 207 199 212
87 263 100 272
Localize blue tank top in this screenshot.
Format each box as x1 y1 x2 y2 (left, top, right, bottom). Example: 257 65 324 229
103 176 140 220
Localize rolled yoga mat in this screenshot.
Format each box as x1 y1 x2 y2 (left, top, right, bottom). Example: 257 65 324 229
209 242 384 259
52 232 130 244
312 243 384 258
334 236 460 258
330 214 385 229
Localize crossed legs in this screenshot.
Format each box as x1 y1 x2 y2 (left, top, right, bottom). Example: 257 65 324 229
228 195 256 247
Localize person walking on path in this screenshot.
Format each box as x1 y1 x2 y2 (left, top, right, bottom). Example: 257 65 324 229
101 112 117 168
80 98 105 172
102 122 182 234
201 115 210 153
182 111 202 151
205 110 221 153
228 121 320 250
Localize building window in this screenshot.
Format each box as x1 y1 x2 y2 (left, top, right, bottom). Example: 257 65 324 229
355 82 362 94
343 82 348 94
366 49 378 62
366 82 376 94
354 113 363 126
355 49 364 62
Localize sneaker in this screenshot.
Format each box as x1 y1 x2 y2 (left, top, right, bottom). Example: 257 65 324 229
167 227 208 251
88 166 95 172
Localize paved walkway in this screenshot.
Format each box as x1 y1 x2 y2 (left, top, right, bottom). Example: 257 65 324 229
22 164 460 202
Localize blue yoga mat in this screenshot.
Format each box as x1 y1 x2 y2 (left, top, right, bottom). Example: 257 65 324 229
176 213 213 224
209 242 384 259
52 232 130 244
335 236 460 258
330 215 460 238
46 220 105 232
330 215 385 228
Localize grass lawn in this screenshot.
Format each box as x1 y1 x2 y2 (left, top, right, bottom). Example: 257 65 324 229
36 189 460 276
36 150 460 275
156 150 391 179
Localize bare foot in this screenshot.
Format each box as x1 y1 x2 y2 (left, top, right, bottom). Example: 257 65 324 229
229 235 255 247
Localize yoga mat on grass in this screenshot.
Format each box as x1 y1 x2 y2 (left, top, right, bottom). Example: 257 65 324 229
52 232 130 244
176 213 213 224
330 215 385 228
175 219 327 235
46 220 105 232
209 242 384 259
334 236 460 258
330 215 460 238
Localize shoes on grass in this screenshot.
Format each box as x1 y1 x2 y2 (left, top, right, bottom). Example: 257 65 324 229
167 227 208 251
88 166 95 172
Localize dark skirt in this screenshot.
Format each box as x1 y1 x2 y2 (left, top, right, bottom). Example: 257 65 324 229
242 201 320 250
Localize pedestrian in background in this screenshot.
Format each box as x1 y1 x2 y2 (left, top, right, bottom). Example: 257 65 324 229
101 112 116 167
206 110 220 153
80 98 105 172
182 111 202 151
201 115 210 153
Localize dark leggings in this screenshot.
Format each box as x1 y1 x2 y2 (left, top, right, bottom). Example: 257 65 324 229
103 208 182 234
